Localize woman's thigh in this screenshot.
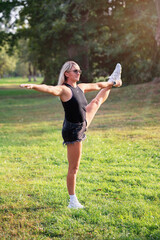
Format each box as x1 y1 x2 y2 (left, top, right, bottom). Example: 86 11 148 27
86 87 111 127
86 98 101 127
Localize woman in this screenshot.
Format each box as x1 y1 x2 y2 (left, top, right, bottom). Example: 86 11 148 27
20 61 122 209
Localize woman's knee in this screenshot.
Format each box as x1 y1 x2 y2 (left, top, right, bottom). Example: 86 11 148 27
68 165 79 175
91 98 102 107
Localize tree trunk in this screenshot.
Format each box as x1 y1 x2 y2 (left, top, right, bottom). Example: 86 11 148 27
79 45 90 83
67 44 90 82
150 39 160 77
155 0 160 46
28 62 32 82
33 66 37 82
150 0 160 78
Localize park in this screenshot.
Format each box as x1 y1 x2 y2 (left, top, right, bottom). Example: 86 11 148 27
0 1 160 239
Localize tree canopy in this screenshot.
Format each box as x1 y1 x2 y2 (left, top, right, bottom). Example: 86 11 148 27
0 0 159 85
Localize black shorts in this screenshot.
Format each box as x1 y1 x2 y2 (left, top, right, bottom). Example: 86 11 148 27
62 119 87 145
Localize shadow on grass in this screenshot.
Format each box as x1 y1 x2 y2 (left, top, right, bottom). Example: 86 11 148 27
0 206 49 214
0 206 64 238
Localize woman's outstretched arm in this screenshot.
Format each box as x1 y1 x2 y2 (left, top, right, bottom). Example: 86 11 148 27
78 82 114 93
20 84 63 96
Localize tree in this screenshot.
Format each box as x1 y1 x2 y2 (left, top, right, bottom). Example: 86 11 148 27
0 45 17 77
17 39 38 81
151 0 160 78
155 0 160 46
14 60 28 77
0 0 158 84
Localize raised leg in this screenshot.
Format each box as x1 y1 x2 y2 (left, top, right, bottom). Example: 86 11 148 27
86 63 122 127
86 85 112 127
67 141 82 195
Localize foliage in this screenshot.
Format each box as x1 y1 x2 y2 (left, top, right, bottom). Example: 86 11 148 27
0 0 159 84
14 60 28 77
16 39 38 78
0 45 17 77
0 44 32 78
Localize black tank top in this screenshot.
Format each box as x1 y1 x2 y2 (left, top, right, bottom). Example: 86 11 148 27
61 83 88 123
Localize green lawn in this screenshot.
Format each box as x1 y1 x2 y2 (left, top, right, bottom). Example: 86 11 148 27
0 78 160 239
0 76 42 86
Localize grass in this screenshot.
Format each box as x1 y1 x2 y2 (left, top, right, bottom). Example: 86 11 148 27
0 78 160 239
0 76 42 86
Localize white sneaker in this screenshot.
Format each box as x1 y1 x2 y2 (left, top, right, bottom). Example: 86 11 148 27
108 63 122 87
68 200 84 209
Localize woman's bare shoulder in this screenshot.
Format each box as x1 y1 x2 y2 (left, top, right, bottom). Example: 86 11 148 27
59 85 72 102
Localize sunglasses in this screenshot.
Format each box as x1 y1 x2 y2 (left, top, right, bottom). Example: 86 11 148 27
69 69 82 74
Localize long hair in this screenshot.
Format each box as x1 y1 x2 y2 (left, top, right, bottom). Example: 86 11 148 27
58 61 78 85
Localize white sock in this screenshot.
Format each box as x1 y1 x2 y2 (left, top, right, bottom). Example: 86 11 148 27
69 194 77 202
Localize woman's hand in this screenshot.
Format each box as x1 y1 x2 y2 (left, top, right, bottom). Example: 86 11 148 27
20 84 34 89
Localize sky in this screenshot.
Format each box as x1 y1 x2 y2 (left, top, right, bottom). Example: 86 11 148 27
0 6 24 33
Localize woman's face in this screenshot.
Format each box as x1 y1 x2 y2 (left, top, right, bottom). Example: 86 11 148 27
65 64 82 82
